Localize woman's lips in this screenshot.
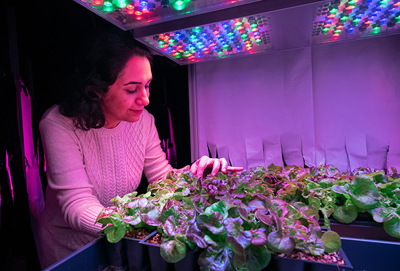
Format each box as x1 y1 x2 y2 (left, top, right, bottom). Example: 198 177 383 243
130 109 143 114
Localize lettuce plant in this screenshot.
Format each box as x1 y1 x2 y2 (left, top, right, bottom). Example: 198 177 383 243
96 164 400 270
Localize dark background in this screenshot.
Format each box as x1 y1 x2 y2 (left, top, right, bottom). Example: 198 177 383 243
1 1 190 270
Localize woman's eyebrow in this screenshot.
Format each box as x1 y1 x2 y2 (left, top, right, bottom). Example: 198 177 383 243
123 81 141 86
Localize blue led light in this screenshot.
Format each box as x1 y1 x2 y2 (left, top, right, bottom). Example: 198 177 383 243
139 0 148 6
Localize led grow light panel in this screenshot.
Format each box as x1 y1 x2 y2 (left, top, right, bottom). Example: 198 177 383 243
311 0 400 44
138 14 272 64
74 0 261 30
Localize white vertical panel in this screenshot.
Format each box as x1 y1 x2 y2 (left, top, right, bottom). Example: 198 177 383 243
323 137 349 172
188 64 200 162
281 133 303 166
346 134 368 171
245 138 265 168
263 136 283 167
366 135 388 171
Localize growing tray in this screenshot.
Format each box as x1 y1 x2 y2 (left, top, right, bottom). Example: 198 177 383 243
123 236 151 271
265 248 353 271
139 231 201 271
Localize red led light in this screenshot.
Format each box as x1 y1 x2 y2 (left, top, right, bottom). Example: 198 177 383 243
213 30 219 35
93 0 103 5
327 14 335 18
337 25 344 29
126 4 134 9
134 6 143 16
365 20 372 24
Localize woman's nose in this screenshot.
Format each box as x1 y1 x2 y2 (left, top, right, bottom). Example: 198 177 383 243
136 87 150 106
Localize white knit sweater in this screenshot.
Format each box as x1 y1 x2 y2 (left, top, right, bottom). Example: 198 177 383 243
37 105 172 268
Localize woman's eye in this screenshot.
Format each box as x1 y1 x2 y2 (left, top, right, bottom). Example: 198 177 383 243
126 89 137 94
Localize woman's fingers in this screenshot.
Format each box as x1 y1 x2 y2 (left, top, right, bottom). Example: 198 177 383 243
210 159 221 176
190 156 244 178
220 158 228 173
227 166 244 171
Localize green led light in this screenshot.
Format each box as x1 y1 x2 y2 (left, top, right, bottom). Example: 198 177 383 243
104 1 113 7
330 8 338 14
194 27 201 33
348 0 356 4
223 44 229 49
256 38 261 42
340 16 349 21
235 21 242 26
158 40 164 45
174 3 185 10
103 4 113 12
241 33 247 39
113 0 127 8
250 23 257 28
227 32 234 36
334 29 341 33
175 0 184 5
353 18 360 23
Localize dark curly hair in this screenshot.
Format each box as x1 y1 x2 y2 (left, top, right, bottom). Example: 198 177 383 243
59 32 153 130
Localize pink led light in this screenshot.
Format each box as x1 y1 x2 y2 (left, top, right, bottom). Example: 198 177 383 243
5 150 14 202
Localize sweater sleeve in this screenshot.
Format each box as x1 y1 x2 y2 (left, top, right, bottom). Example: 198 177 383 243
39 109 103 236
143 112 173 183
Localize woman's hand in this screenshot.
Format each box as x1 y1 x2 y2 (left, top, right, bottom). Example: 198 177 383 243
190 156 243 178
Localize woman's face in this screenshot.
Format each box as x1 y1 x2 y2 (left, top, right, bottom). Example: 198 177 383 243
102 56 152 129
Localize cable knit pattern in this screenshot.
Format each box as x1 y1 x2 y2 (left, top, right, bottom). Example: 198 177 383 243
37 105 172 269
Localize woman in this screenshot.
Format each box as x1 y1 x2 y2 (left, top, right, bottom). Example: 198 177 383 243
37 33 240 269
